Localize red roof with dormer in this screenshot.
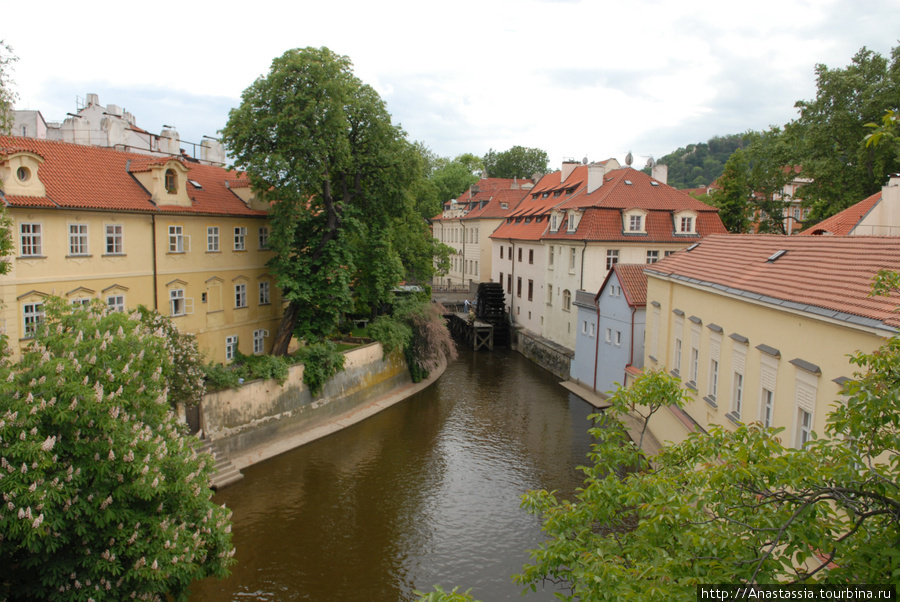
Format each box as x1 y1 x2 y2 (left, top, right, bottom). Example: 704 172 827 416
432 177 532 222
799 191 882 236
0 136 264 217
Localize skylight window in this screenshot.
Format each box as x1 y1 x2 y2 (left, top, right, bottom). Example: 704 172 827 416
188 179 203 189
766 249 789 262
650 181 659 187
625 180 633 185
686 243 700 252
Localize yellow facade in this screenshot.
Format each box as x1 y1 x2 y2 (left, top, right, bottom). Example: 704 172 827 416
643 274 888 449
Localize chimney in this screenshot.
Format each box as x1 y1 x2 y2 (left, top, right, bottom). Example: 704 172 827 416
652 164 668 185
561 160 579 181
587 162 607 194
86 93 99 106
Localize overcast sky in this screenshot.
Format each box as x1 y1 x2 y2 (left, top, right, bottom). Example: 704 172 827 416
5 0 899 170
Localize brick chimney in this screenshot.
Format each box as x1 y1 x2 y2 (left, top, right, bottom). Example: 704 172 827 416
651 164 668 185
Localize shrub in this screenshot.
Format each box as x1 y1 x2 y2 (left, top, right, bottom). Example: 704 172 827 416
295 340 346 397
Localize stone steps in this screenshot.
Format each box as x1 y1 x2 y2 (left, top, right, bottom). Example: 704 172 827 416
200 440 244 490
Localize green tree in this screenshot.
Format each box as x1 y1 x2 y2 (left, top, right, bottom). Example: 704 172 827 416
0 299 234 601
222 47 416 353
708 148 752 233
865 109 900 161
0 40 17 136
517 320 900 599
483 146 549 179
785 45 900 222
645 134 747 189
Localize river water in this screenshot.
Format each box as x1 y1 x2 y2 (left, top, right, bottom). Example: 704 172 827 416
190 346 597 601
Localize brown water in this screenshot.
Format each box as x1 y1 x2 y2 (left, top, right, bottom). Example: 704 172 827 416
189 347 597 601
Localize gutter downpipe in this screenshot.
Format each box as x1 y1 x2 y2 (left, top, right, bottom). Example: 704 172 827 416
508 238 515 321
579 239 587 290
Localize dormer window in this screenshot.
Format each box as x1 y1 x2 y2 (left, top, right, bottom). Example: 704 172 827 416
165 169 177 194
567 212 578 233
674 210 698 234
551 213 559 232
16 167 31 182
628 215 642 232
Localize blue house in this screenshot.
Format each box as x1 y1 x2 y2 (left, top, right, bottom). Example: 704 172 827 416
570 263 648 395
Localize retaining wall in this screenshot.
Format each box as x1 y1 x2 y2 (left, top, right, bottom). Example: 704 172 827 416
514 327 574 380
200 342 410 460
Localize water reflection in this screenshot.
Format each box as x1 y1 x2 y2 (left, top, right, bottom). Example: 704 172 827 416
190 347 596 601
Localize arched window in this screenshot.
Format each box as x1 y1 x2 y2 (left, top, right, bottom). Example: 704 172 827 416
563 289 571 311
165 169 177 193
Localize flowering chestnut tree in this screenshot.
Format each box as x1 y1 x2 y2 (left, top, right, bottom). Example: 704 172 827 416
0 298 234 601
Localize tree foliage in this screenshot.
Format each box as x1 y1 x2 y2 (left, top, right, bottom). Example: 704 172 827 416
644 134 747 189
708 148 752 233
0 40 17 136
517 326 900 599
483 146 549 179
0 299 234 601
222 47 425 353
784 45 900 222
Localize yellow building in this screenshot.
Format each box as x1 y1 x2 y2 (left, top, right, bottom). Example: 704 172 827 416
642 234 900 449
0 136 282 363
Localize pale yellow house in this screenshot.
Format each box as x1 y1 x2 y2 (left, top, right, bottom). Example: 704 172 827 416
642 234 900 449
0 136 281 363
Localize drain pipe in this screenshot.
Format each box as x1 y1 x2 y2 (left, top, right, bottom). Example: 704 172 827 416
592 293 601 392
579 240 587 290
623 305 637 384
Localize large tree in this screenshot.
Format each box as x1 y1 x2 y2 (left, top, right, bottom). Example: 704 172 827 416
483 145 549 179
0 299 234 601
0 40 16 136
784 45 900 221
222 47 418 354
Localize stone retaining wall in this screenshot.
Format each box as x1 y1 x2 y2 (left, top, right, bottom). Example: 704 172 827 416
514 327 574 380
200 343 410 459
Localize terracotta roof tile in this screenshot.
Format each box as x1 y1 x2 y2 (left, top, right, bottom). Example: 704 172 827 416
645 234 900 330
800 191 882 236
613 263 648 306
0 136 263 217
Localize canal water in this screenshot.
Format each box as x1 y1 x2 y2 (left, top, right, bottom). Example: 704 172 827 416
189 346 597 601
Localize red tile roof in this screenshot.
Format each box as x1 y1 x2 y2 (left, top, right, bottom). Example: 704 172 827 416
645 234 900 330
0 136 264 217
612 263 648 307
432 177 532 222
799 191 882 236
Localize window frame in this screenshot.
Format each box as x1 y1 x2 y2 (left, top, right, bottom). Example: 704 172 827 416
23 301 44 338
207 226 220 252
20 223 43 257
225 335 239 361
168 225 185 253
105 224 124 255
234 226 247 251
259 281 271 305
235 283 248 308
68 223 89 256
107 294 125 313
258 226 270 250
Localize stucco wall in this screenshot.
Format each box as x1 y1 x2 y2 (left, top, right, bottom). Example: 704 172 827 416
200 343 410 458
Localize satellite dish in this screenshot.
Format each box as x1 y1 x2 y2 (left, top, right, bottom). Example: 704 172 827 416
582 156 588 165
625 151 633 167
646 156 656 169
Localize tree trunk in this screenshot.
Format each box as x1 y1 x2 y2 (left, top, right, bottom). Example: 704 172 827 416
271 300 301 356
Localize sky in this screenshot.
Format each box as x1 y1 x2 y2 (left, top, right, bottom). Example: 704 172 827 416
5 0 899 171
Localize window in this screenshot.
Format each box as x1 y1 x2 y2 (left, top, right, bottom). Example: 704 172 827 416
606 249 619 271
165 169 177 193
107 295 125 313
797 409 813 447
500 272 504 289
259 227 269 249
20 223 42 257
605 328 611 343
563 289 571 311
528 249 534 264
589 322 595 337
680 216 694 233
23 302 44 337
527 279 533 301
547 284 553 306
16 166 30 181
508 246 512 260
259 281 271 305
569 248 576 271
549 246 555 267
518 248 522 262
253 330 269 355
500 246 504 259
170 289 186 316
168 226 185 253
235 283 247 308
733 373 744 418
551 214 558 231
567 213 576 232
709 359 719 399
70 298 91 306
105 225 123 254
615 330 621 346
507 273 512 294
664 250 675 257
234 227 247 251
646 250 659 264
674 338 682 375
68 224 89 256
207 226 220 252
517 277 522 298
761 388 774 428
628 214 642 232
690 347 699 385
225 335 238 361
